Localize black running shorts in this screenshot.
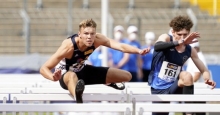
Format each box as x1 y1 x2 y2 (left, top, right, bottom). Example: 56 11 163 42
59 64 109 90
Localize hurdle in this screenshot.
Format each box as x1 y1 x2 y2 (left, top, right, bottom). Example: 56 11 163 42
0 88 26 94
25 87 126 103
136 103 220 115
0 83 36 88
26 87 125 94
129 94 220 102
0 94 9 115
126 88 220 103
1 102 220 115
127 87 220 95
0 94 8 103
36 82 211 88
27 88 69 94
0 103 132 115
37 83 110 88
11 93 127 102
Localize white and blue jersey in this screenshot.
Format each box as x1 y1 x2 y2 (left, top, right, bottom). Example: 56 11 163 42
148 36 191 89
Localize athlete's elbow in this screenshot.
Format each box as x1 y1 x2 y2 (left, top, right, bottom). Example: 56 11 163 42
39 66 45 76
39 65 49 77
154 42 162 51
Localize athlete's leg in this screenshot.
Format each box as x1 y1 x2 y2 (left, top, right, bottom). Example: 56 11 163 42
151 87 170 115
178 71 194 87
142 69 150 82
62 71 84 103
105 67 132 90
151 75 183 115
106 67 132 83
178 71 194 115
75 65 131 90
178 71 194 95
129 71 138 82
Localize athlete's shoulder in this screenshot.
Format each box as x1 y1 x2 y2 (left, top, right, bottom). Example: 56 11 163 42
62 38 72 45
157 34 170 42
95 33 106 39
94 33 110 46
59 39 74 52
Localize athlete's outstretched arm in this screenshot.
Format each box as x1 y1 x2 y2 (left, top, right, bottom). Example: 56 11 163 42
191 48 216 89
154 34 180 51
154 32 200 51
95 33 150 55
40 39 72 81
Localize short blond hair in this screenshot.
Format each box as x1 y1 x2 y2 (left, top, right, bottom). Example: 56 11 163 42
79 19 97 31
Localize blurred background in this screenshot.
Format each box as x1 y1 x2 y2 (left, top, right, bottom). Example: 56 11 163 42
0 0 219 86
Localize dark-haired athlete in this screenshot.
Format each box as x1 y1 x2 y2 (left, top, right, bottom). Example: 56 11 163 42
148 16 216 115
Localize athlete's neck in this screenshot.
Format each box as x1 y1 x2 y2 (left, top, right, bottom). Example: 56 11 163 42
77 37 88 52
175 45 185 53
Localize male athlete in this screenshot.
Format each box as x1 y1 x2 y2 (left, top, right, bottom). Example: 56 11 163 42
40 19 150 103
148 16 216 115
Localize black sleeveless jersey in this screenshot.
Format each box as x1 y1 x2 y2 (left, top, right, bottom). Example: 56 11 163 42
55 34 95 74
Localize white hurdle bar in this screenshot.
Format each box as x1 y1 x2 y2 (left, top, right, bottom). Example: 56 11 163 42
127 88 220 95
194 89 220 94
0 83 36 88
127 88 220 102
0 103 132 114
129 94 220 102
26 87 125 94
136 104 220 113
36 82 211 88
26 87 126 102
0 103 220 114
0 88 26 94
11 93 127 102
125 82 211 88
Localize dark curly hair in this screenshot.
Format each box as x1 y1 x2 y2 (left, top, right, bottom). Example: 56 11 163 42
169 16 193 32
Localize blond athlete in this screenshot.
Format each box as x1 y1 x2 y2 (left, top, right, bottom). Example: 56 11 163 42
40 19 150 103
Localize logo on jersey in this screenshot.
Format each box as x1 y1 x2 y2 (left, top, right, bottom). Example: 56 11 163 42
84 49 93 55
170 48 175 51
167 63 178 70
77 58 84 63
182 56 188 64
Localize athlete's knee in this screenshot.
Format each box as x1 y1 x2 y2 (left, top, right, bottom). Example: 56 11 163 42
180 71 193 85
64 72 78 83
123 71 132 81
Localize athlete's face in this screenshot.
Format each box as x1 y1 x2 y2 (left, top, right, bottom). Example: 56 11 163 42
172 29 189 41
78 27 96 47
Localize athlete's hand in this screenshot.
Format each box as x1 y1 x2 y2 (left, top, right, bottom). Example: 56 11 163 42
53 69 62 81
183 32 200 45
205 79 216 89
139 47 150 55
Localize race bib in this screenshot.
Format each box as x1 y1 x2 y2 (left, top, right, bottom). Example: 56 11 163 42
158 61 181 82
69 63 84 72
55 63 67 75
